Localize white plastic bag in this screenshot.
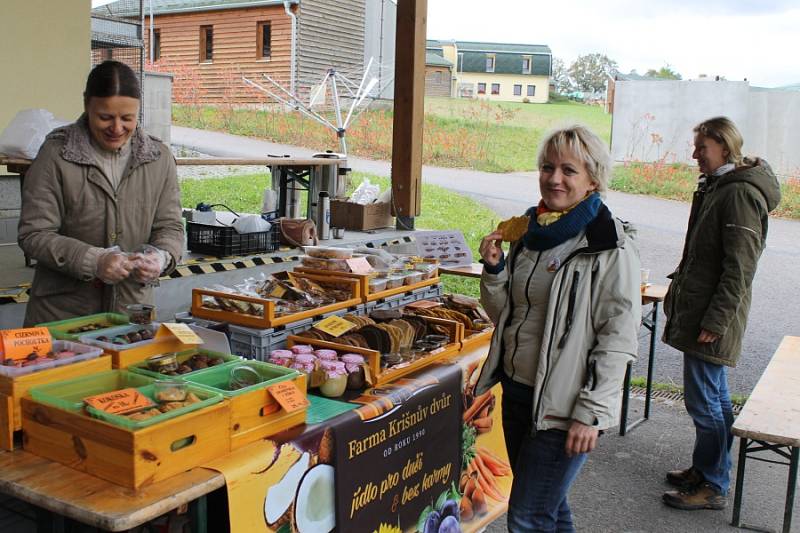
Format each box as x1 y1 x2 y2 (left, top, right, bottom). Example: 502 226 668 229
233 215 271 234
0 109 68 159
349 178 381 205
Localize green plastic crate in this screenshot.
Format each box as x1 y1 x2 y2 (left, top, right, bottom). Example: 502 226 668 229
84 383 223 430
127 349 242 380
184 360 300 397
38 313 131 341
29 370 153 412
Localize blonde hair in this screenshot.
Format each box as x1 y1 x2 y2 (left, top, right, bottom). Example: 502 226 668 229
537 125 611 196
693 116 744 166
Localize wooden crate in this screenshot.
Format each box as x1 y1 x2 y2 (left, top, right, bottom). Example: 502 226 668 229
103 338 199 369
287 317 462 387
286 335 382 387
295 267 440 302
223 371 308 451
21 396 231 489
191 273 362 329
460 327 494 352
0 356 112 451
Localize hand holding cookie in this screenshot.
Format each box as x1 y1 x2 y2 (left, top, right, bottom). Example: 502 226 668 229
479 231 504 267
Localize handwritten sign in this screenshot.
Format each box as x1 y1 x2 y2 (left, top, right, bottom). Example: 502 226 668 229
84 388 154 415
161 323 204 345
346 257 374 275
0 327 53 362
313 316 357 338
268 381 309 413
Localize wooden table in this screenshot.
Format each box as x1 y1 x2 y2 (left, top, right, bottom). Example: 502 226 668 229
0 448 223 532
731 335 800 533
438 265 668 436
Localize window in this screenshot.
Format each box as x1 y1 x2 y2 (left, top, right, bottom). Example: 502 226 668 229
477 82 486 94
432 71 442 84
513 84 522 96
153 29 161 61
200 25 213 62
522 56 531 74
527 85 536 96
486 54 495 73
491 83 500 95
257 22 271 59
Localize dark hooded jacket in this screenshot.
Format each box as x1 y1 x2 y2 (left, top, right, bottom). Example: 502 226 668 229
662 159 781 366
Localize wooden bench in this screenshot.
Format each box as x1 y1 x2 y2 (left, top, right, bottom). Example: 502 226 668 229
731 335 800 533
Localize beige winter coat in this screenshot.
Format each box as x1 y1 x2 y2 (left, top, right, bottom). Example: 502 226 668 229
18 117 184 326
476 206 642 431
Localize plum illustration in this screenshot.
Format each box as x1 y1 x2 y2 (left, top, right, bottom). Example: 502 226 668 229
438 515 461 533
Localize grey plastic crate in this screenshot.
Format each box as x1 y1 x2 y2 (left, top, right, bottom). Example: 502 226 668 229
174 311 225 329
228 319 308 360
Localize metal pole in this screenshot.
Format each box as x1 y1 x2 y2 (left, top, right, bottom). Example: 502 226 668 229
783 447 799 533
644 301 658 418
329 70 347 154
149 0 154 64
731 437 748 527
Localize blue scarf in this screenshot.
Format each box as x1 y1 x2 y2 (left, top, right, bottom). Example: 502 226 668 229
523 193 602 251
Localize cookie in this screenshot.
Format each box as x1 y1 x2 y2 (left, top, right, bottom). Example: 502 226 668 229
498 215 530 242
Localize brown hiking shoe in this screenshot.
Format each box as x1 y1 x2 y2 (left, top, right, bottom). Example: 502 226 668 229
662 482 727 511
665 466 704 489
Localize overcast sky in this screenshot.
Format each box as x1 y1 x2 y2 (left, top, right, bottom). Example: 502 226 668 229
427 0 799 87
93 0 799 87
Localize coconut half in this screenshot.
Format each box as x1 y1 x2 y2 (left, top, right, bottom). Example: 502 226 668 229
293 464 336 533
264 451 311 526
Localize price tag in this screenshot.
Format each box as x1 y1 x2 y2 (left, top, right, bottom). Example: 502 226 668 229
313 316 357 338
156 323 204 345
346 257 373 275
0 327 53 362
84 388 154 415
268 381 309 413
405 300 443 310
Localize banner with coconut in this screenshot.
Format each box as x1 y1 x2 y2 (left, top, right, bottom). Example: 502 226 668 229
202 347 512 533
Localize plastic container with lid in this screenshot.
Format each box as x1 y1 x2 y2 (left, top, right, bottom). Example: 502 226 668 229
368 277 388 292
153 379 189 402
125 304 156 325
299 255 352 272
145 353 179 373
383 274 405 290
402 270 424 285
0 340 104 378
303 246 353 259
78 324 160 351
413 263 438 280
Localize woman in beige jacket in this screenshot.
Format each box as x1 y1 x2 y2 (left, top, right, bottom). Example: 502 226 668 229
477 125 641 532
18 61 183 325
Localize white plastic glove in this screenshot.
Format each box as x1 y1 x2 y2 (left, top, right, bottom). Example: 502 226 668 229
129 244 167 284
95 246 133 285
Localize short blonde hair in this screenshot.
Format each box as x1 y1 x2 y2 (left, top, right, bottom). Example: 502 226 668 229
537 125 611 196
693 116 744 166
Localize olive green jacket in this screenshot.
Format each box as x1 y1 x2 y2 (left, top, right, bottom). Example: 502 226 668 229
18 117 184 326
662 159 781 366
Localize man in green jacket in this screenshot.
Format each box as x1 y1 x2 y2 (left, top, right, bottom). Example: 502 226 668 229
661 117 781 510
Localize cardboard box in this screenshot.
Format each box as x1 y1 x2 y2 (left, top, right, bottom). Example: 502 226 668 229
330 200 394 231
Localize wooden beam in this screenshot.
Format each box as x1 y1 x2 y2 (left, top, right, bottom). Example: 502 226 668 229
391 0 427 222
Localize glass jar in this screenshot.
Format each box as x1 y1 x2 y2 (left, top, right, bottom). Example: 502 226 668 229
154 380 188 402
146 353 179 373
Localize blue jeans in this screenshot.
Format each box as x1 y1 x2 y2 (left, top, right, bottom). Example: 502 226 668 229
502 391 588 532
683 353 734 494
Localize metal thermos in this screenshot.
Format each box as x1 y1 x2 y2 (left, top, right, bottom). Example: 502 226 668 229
317 191 331 240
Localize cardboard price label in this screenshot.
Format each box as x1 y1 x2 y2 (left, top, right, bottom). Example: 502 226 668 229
345 257 373 275
84 388 154 415
268 381 309 413
155 323 204 345
0 327 53 362
313 316 357 338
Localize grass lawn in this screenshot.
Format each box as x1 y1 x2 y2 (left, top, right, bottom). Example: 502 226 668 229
179 171 492 297
173 97 610 174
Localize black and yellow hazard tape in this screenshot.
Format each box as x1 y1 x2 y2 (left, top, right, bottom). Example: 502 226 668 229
0 235 418 305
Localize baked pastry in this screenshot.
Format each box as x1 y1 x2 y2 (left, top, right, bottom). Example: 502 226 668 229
497 215 530 242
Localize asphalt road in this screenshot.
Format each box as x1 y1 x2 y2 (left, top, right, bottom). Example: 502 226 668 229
174 126 800 395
